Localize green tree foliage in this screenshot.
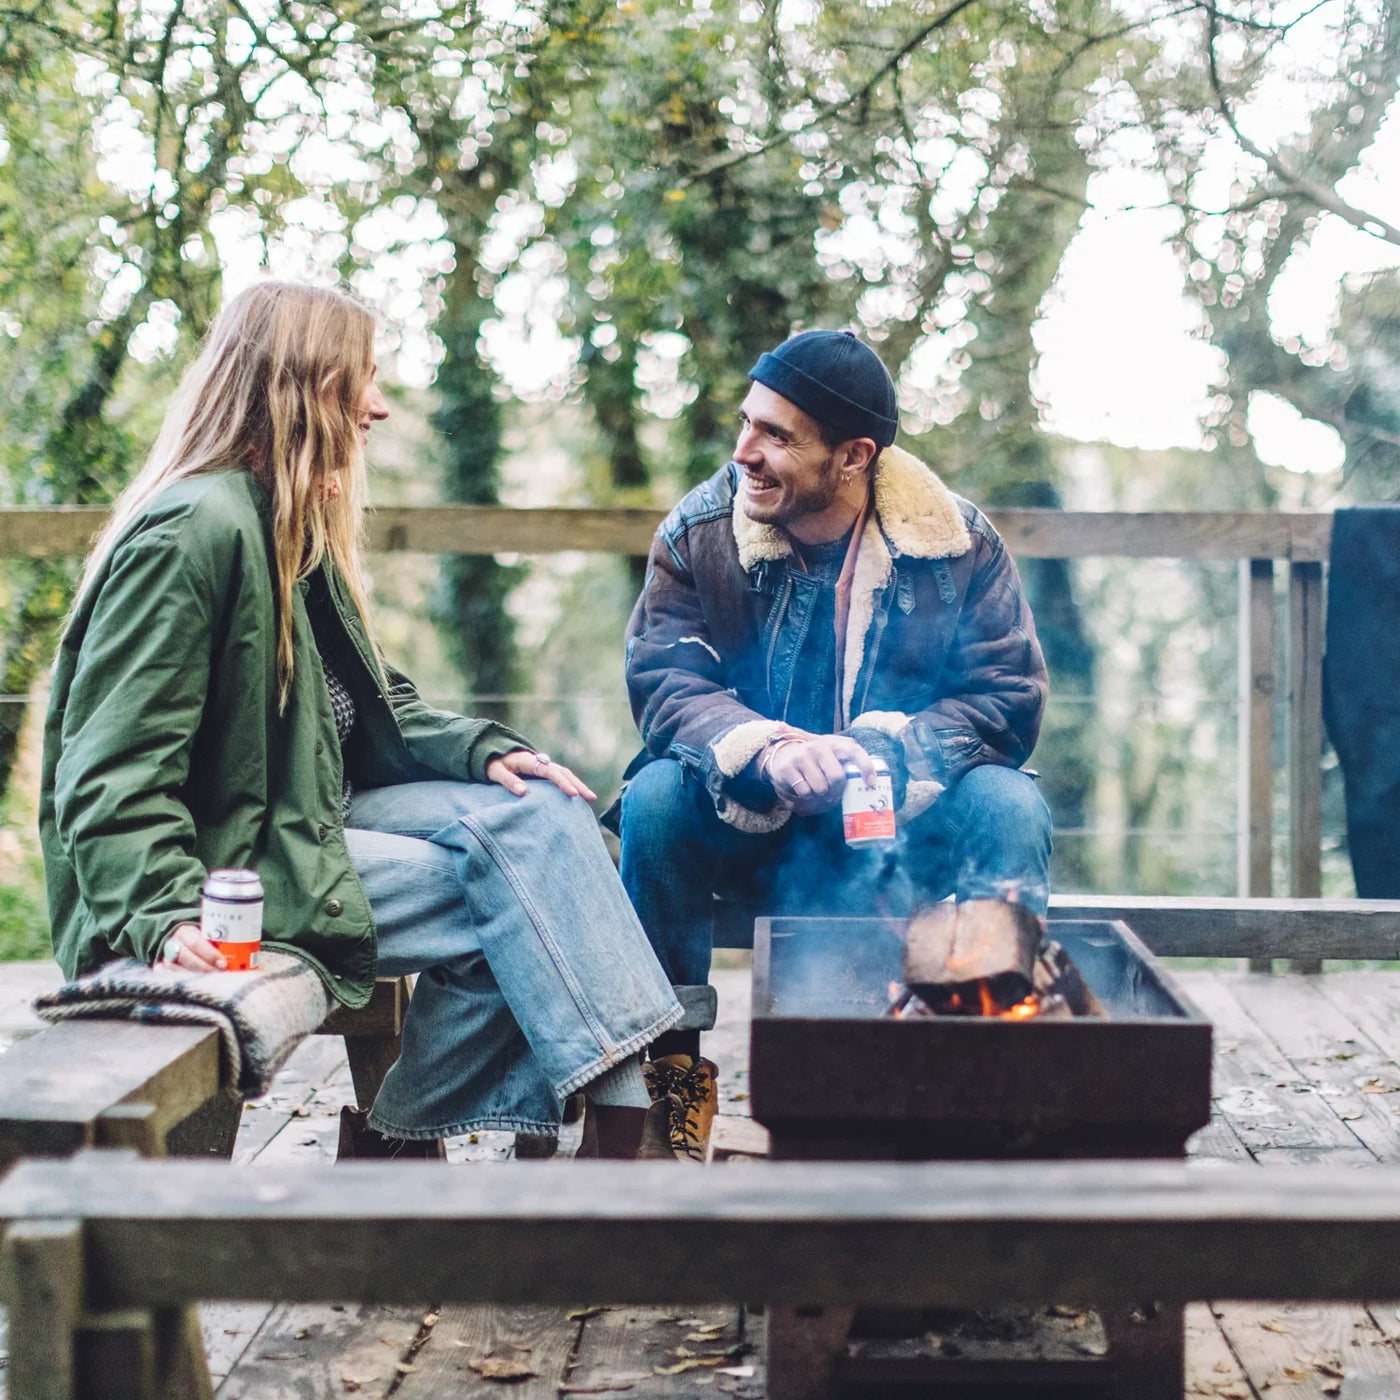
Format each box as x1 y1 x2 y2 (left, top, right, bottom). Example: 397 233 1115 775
2 0 1397 901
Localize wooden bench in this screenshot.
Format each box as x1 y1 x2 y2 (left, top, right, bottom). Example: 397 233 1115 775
0 975 412 1172
7 1154 1400 1399
715 893 1400 953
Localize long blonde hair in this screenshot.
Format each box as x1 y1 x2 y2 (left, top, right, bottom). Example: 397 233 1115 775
75 281 379 709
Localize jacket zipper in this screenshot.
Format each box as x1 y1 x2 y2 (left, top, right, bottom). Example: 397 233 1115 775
763 571 794 699
779 584 816 722
854 576 894 718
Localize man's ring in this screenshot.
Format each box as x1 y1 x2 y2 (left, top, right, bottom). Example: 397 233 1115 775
533 752 551 774
791 777 810 791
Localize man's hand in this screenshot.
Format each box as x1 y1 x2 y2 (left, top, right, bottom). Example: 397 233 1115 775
767 735 877 815
160 922 227 973
486 749 597 802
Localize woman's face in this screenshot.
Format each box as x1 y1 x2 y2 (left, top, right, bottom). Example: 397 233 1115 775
357 363 390 445
323 362 388 502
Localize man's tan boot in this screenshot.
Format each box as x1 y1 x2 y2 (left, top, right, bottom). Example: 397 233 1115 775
644 1054 719 1161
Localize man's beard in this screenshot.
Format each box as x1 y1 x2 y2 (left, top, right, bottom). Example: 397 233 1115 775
765 450 842 528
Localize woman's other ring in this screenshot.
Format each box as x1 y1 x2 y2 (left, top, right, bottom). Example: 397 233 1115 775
163 936 181 964
533 752 551 774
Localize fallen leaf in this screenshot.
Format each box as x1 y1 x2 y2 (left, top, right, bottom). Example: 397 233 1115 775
687 1332 727 1343
291 1105 310 1117
395 1363 416 1375
729 1092 748 1101
672 1346 696 1358
258 1353 297 1361
718 1365 756 1378
558 1386 636 1395
569 1306 612 1321
422 1311 440 1328
1260 1320 1290 1334
1073 1340 1108 1357
673 1318 707 1327
1315 1361 1346 1378
469 1356 539 1381
1284 1366 1310 1380
653 1358 726 1375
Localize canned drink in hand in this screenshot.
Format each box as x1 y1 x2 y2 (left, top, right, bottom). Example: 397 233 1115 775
842 757 897 846
201 869 264 971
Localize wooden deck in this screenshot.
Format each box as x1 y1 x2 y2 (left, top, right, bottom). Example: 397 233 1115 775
8 961 1400 1397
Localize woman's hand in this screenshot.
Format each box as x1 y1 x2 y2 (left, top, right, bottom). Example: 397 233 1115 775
160 922 227 973
486 749 597 802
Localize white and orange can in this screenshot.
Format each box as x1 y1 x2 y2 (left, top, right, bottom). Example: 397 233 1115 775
842 757 897 847
201 869 264 971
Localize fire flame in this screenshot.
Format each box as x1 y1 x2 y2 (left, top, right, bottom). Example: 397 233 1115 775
888 979 1042 1020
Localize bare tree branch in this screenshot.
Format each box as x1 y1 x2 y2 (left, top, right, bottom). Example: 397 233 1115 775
1206 10 1400 248
676 0 980 187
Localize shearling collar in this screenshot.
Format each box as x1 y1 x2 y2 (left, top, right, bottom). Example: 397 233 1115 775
730 444 972 571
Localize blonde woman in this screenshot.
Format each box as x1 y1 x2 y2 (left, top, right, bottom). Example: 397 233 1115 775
40 281 681 1159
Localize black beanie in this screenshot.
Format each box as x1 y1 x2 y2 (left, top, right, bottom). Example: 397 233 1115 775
748 330 899 448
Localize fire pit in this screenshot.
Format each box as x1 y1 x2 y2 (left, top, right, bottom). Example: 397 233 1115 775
749 912 1212 1398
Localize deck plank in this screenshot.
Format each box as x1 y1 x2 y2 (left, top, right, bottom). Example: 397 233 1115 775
563 1304 754 1396
214 1302 424 1399
1225 975 1400 1164
1177 974 1365 1158
1314 973 1400 1069
1185 1302 1256 1398
394 1304 579 1398
1211 1302 1400 1398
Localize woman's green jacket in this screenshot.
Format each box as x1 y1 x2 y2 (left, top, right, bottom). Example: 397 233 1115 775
40 470 529 1008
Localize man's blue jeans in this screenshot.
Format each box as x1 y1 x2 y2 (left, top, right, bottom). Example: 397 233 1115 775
344 780 682 1139
619 760 1053 987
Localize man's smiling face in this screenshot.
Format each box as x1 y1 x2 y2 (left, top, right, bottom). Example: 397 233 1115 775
733 382 841 528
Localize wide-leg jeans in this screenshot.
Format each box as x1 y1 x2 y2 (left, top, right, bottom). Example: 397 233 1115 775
345 780 682 1139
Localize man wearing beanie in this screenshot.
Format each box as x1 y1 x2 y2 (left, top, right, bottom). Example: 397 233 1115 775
614 329 1051 1158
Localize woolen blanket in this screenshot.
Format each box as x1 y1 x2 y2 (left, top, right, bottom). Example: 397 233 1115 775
33 951 331 1097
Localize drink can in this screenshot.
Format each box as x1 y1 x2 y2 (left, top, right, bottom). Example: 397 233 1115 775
842 757 897 846
201 869 264 971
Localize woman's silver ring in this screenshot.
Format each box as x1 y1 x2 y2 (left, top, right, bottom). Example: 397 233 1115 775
533 751 551 774
791 777 810 791
163 936 181 965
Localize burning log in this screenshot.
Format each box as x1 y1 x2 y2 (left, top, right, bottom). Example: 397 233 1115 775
889 923 1108 1021
1034 941 1106 1019
902 899 1043 1015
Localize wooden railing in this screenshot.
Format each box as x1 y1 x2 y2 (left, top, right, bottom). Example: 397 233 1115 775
0 505 1332 920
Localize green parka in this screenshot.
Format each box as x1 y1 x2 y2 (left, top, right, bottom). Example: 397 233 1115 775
40 470 529 1008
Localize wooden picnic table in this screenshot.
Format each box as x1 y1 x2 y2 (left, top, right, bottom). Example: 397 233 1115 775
8 960 1400 1398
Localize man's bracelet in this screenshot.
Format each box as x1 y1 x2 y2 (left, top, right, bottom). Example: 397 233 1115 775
757 735 802 783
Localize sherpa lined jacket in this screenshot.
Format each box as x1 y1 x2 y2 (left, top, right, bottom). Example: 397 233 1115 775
622 447 1049 833
40 470 529 1008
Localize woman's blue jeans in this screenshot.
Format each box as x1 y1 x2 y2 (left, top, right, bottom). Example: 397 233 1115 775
619 760 1053 988
345 780 682 1139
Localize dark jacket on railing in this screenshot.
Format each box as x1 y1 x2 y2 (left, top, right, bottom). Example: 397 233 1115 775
1325 505 1400 897
621 446 1049 833
40 471 527 1007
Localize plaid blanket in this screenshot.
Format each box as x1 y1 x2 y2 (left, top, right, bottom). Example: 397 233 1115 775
34 951 331 1098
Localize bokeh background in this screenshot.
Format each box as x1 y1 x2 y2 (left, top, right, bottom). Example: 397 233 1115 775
3 0 1398 957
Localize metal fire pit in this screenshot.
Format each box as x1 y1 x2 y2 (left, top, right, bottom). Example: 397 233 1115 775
750 915 1214 1400
751 915 1212 1161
